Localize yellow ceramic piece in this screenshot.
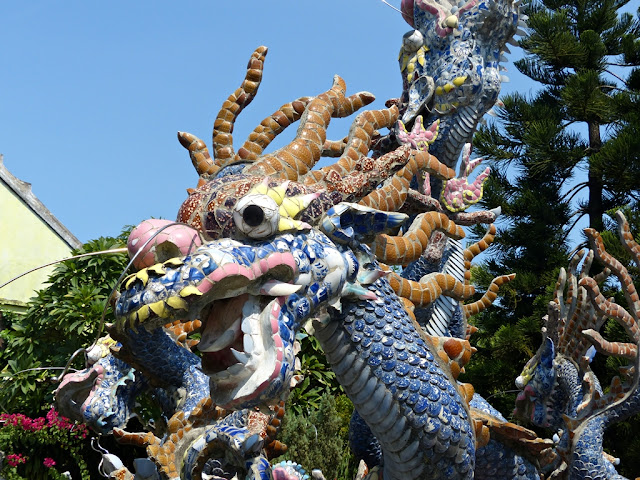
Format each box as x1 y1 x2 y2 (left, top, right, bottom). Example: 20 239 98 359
136 269 149 286
453 76 467 87
444 83 455 94
265 184 289 205
400 53 409 72
251 182 270 196
278 217 305 232
164 258 184 267
444 15 458 28
166 296 188 311
435 86 445 96
279 198 306 219
147 264 167 276
137 305 151 323
149 300 169 318
519 364 535 386
179 285 203 297
248 178 289 205
417 48 426 66
125 274 137 290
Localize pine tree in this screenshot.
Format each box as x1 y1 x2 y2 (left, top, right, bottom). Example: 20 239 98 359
515 0 639 232
463 90 574 414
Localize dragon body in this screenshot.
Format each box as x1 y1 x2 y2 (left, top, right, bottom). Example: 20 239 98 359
55 45 528 478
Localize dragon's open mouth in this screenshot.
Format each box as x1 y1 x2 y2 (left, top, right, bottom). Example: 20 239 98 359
514 387 535 422
197 292 289 409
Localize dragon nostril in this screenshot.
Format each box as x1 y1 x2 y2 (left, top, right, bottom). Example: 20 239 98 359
242 205 265 227
155 241 182 263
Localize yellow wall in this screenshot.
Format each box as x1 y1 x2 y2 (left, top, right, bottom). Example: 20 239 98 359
0 185 76 309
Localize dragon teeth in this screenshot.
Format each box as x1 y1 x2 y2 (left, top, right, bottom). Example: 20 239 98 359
259 280 302 296
243 334 254 354
200 327 236 353
241 317 253 334
231 348 250 364
227 363 245 375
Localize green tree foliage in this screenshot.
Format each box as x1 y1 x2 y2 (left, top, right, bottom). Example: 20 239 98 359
465 90 574 413
515 0 640 232
275 394 358 480
286 332 342 415
0 235 129 416
467 2 640 467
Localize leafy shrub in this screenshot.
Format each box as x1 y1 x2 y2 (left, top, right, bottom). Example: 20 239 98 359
0 235 129 416
0 408 90 479
275 394 358 480
286 332 342 416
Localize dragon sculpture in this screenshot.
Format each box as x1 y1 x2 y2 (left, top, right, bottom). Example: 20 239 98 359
514 211 640 479
52 0 638 478
54 40 549 478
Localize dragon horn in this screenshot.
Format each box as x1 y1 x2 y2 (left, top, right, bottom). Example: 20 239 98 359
178 131 219 177
246 75 346 180
212 46 268 165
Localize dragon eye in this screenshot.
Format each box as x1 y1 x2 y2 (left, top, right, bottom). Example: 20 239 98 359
242 205 265 227
233 194 280 238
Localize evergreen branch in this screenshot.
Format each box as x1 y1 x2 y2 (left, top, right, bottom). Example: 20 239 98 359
559 182 589 204
561 210 588 243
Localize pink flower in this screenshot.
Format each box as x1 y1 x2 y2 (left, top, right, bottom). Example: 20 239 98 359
6 453 27 467
43 457 56 468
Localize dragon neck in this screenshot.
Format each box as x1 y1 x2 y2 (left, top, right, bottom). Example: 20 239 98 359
314 277 475 480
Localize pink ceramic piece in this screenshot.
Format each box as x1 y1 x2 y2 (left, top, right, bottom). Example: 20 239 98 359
396 116 439 152
440 143 490 212
401 0 416 26
127 219 202 269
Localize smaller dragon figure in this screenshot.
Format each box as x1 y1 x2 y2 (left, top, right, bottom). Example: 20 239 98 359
514 211 640 479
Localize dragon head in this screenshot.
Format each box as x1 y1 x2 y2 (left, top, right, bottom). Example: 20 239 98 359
115 173 405 410
513 337 562 427
397 0 525 168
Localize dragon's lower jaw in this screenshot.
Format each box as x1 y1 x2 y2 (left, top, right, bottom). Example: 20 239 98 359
199 294 289 409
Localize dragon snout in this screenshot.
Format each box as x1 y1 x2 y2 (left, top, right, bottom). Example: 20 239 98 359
127 218 203 270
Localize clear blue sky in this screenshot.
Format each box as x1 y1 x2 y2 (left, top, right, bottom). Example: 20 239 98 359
0 1 535 243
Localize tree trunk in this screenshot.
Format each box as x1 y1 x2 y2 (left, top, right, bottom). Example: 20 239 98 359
587 122 604 231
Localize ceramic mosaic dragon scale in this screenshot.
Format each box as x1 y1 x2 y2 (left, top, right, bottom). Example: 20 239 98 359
514 211 640 479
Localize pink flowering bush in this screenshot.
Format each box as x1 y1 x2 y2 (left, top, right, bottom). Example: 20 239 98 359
0 407 90 480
